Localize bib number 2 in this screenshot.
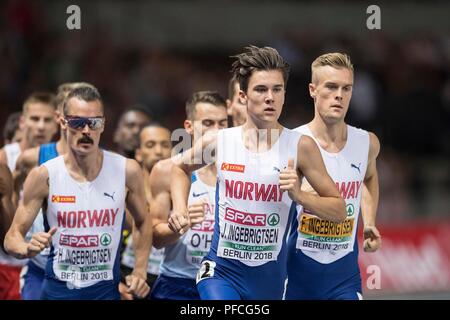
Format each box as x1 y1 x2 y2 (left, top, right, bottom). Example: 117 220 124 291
196 260 216 284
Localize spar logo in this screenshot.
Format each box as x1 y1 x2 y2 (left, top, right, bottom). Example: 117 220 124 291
59 234 98 248
346 203 355 217
191 219 215 232
221 163 245 173
100 233 112 246
52 195 76 203
267 213 280 226
224 207 266 226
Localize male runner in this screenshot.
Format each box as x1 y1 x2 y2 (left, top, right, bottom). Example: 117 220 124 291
113 106 152 159
286 53 381 300
170 46 346 300
150 91 228 300
15 83 93 299
119 123 172 299
0 92 57 299
4 85 152 299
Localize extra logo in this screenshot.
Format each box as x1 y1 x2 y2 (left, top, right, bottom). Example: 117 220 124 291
52 195 76 203
221 163 245 173
346 203 355 217
100 233 112 246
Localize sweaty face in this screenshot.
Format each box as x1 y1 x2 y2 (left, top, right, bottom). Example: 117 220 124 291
114 111 151 154
23 103 58 147
135 127 172 171
228 82 247 126
240 70 285 125
62 97 104 156
310 66 353 124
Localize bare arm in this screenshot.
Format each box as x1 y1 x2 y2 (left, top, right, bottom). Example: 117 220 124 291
12 148 39 207
280 135 346 222
4 166 52 258
125 159 152 298
150 159 185 248
361 132 381 252
0 164 14 249
169 131 218 234
0 149 7 166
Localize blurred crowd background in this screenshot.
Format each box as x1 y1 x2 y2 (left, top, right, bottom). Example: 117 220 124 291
0 0 449 298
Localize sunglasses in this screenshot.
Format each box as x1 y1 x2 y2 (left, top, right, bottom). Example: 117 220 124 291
64 116 105 130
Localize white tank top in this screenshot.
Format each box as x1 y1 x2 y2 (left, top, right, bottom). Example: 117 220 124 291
4 142 21 172
183 170 216 267
294 124 369 264
215 126 301 267
0 142 26 266
43 151 126 288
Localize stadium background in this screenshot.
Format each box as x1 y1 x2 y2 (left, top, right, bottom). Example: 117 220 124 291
0 0 449 299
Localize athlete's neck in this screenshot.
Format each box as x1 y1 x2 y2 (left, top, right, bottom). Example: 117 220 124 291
197 163 217 187
308 117 347 153
66 149 103 182
242 119 283 153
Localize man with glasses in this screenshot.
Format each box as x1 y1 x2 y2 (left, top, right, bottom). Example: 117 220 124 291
4 84 152 300
14 83 95 300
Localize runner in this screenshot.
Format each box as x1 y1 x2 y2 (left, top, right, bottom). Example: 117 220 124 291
286 52 381 300
150 91 227 300
170 46 346 299
4 85 152 299
119 123 172 299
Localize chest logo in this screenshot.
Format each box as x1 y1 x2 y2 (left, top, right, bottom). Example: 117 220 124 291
221 163 245 173
52 195 76 203
103 192 115 201
351 163 361 174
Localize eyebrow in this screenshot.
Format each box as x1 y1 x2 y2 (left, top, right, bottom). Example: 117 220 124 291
324 81 353 86
254 84 284 89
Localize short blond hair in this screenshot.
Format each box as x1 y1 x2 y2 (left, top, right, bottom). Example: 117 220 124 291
311 53 353 84
22 92 56 114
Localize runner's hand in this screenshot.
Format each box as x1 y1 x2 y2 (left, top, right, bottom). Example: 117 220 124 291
188 200 206 226
126 273 149 299
168 210 190 235
363 225 382 252
26 227 57 258
279 158 301 201
118 282 134 300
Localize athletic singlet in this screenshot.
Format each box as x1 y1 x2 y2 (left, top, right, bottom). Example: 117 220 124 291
158 170 216 279
0 142 25 267
26 143 59 269
196 126 300 299
291 124 369 264
43 151 126 290
3 142 20 172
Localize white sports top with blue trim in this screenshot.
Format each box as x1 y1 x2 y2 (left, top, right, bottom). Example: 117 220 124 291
294 124 369 264
214 126 301 267
43 151 126 288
